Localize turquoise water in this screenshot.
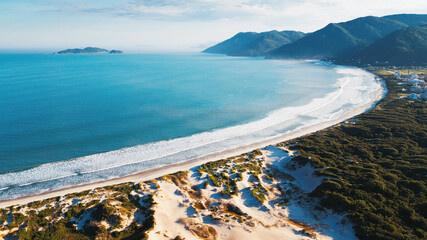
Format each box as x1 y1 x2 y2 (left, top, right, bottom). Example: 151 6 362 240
0 53 353 199
0 54 337 172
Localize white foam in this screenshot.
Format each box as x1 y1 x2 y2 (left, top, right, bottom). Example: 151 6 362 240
0 65 383 200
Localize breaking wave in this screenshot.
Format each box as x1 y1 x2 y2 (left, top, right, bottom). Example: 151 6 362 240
0 66 383 200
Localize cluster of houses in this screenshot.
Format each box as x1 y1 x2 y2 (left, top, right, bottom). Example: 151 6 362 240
394 71 427 101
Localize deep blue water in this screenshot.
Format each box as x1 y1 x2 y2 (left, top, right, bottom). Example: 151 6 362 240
0 53 338 173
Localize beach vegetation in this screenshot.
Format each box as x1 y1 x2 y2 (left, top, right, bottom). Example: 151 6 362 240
208 174 221 187
188 189 203 200
235 162 261 174
6 213 26 229
193 202 206 210
66 190 91 199
235 172 243 182
251 184 268 204
208 206 219 213
224 203 246 216
263 173 274 181
64 203 87 221
83 221 108 238
91 201 116 222
1 182 156 240
38 206 62 220
289 75 427 240
249 149 263 158
160 171 189 186
0 209 8 226
104 182 138 194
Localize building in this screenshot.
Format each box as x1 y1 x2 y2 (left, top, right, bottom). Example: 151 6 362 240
394 71 401 79
408 78 426 85
408 93 419 100
409 73 419 79
410 81 426 93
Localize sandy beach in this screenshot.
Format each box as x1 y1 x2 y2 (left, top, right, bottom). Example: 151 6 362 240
0 73 386 209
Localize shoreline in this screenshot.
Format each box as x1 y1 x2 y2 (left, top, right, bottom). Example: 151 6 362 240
0 73 386 209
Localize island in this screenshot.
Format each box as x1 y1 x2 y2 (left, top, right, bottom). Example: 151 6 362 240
53 47 123 55
109 50 124 54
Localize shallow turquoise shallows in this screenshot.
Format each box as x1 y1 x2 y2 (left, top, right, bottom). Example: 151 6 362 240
0 53 351 199
0 53 337 172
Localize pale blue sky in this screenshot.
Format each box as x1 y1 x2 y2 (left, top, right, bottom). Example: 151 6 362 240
1 0 426 52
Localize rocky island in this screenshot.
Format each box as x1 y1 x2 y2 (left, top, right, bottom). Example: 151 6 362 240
53 47 123 54
109 50 124 54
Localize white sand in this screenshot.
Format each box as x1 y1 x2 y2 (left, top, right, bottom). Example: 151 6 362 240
143 143 356 239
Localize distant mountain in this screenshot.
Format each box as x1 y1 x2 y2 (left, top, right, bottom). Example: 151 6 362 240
54 47 122 54
267 16 411 59
203 32 260 55
203 30 305 56
337 25 427 66
267 14 427 60
383 14 427 27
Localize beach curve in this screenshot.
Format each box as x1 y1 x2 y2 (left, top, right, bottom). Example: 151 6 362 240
0 65 387 208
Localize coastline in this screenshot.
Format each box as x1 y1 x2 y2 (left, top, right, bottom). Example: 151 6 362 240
0 72 386 209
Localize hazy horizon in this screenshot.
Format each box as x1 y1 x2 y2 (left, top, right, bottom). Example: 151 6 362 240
1 0 426 53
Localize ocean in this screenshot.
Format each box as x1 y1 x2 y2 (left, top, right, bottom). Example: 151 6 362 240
0 53 381 199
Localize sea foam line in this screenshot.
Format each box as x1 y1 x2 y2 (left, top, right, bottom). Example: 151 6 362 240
0 66 382 194
0 76 348 187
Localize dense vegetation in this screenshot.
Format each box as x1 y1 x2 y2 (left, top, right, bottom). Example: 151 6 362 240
0 183 155 240
338 25 427 66
288 75 426 239
267 15 425 60
202 30 305 56
198 150 265 199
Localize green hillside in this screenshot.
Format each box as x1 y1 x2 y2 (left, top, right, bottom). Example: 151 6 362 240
203 30 305 56
383 14 427 27
338 25 427 66
267 16 411 59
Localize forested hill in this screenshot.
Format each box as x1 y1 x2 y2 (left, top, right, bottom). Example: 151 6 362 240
267 15 415 59
203 14 427 62
202 30 305 56
382 14 427 27
337 25 427 66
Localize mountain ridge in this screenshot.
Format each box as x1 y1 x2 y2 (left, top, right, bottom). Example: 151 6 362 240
266 15 411 59
203 13 427 64
203 30 305 56
336 25 427 66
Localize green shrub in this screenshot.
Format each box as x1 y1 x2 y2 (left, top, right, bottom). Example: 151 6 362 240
293 75 427 240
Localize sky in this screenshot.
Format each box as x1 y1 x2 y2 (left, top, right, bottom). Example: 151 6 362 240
0 0 426 53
